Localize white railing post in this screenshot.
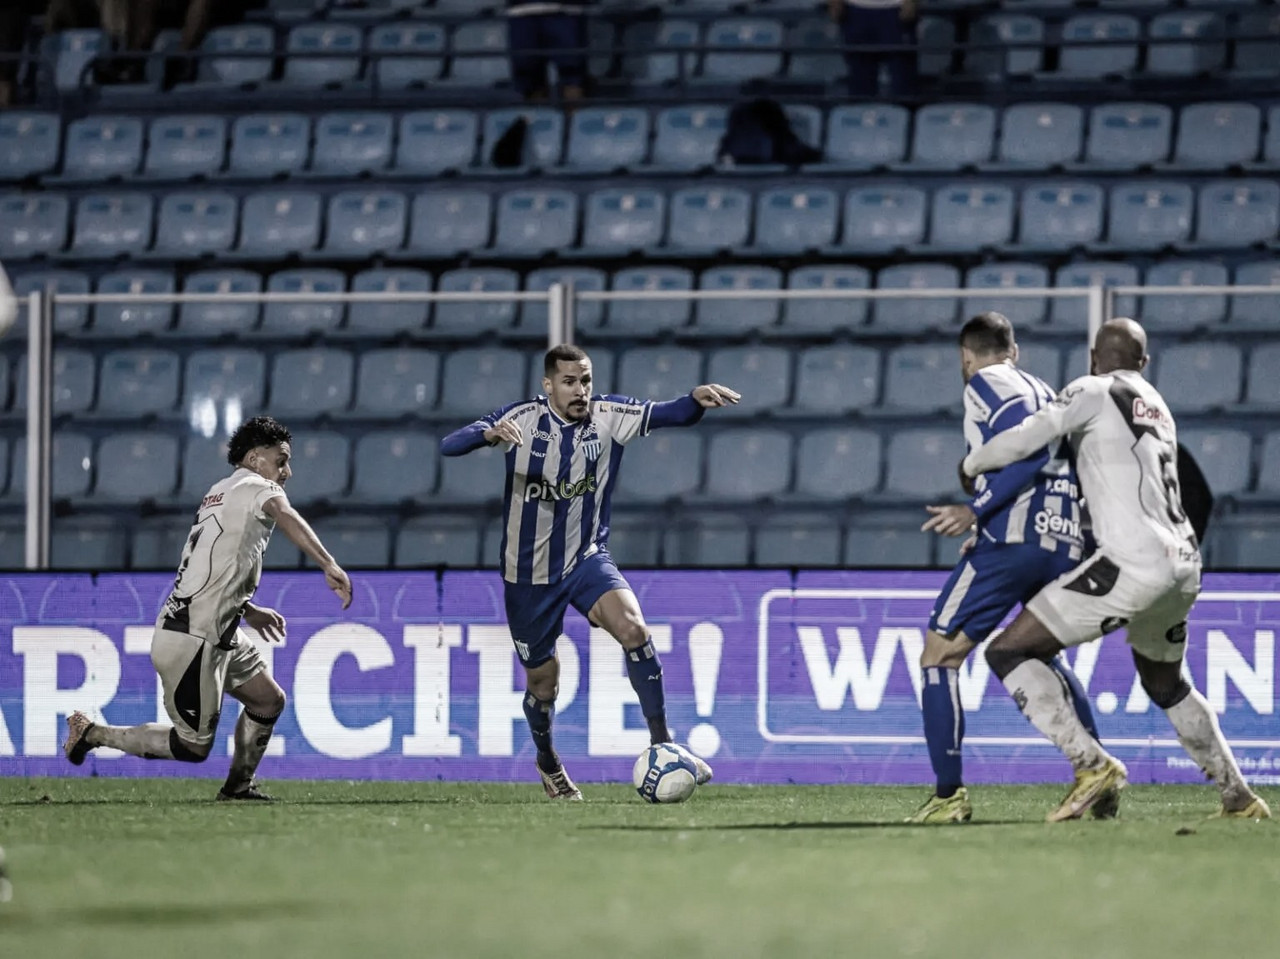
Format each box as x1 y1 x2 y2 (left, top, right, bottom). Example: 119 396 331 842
1086 284 1105 348
547 281 575 348
25 290 52 570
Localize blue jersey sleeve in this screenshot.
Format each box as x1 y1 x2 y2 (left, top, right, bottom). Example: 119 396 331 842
440 400 528 456
966 374 1049 521
647 393 705 430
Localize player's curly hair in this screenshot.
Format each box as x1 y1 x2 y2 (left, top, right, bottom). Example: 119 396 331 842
227 416 292 466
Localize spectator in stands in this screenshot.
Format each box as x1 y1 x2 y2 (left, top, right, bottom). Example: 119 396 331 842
829 0 919 98
0 1 42 106
507 0 591 102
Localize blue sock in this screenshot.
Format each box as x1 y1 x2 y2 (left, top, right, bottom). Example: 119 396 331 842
922 666 965 798
523 692 558 772
625 639 670 744
1049 657 1101 741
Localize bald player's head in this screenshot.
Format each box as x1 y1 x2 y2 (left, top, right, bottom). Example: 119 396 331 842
1091 317 1149 376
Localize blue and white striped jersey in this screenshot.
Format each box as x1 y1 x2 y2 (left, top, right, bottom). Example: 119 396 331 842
963 361 1085 560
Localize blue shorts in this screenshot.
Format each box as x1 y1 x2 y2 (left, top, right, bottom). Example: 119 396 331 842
928 542 1079 642
504 550 630 667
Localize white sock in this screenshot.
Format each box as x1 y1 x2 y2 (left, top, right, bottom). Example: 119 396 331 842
223 711 276 794
1003 660 1108 770
90 723 174 760
1165 689 1251 804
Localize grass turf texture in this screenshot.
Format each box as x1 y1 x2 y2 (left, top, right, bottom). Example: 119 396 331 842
1 779 1276 959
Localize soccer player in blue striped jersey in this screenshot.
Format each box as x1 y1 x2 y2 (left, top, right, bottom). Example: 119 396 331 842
441 344 740 800
908 312 1108 823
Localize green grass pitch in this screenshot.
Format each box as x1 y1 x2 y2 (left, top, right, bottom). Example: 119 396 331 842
1 778 1277 959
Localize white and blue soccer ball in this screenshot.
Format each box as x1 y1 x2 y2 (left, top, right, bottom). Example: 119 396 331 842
633 743 699 804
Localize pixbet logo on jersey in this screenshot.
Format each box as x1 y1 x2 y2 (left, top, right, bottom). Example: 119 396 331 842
523 474 598 502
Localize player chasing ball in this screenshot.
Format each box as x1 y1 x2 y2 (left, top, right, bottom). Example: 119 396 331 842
965 318 1270 822
441 344 739 800
62 416 353 800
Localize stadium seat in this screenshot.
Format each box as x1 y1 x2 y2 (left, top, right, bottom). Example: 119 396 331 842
820 104 909 170
1141 260 1228 330
1178 429 1251 497
753 186 838 253
616 346 701 401
280 431 349 505
839 186 926 253
651 105 725 170
179 436 233 502
793 428 881 500
263 527 303 569
407 190 492 256
154 192 237 257
703 429 792 501
14 349 95 415
97 349 180 417
1015 341 1061 388
436 441 504 506
449 22 510 85
395 515 482 566
966 14 1044 77
701 18 782 81
229 114 310 177
0 361 10 421
1017 182 1104 251
781 266 871 334
1064 344 1090 381
131 516 196 570
872 263 960 334
431 268 519 337
369 22 445 89
691 267 781 338
1234 10 1280 77
706 346 789 416
601 267 694 338
1059 14 1140 77
994 104 1083 168
51 518 127 570
666 186 751 251
789 345 879 416
917 16 955 79
1212 515 1280 570
910 104 996 168
283 22 361 87
396 110 477 174
1173 104 1260 169
184 349 267 430
308 518 391 568
481 108 564 170
883 429 968 499
604 513 663 568
52 29 105 93
352 348 439 417
145 115 227 179
1155 342 1241 412
1145 12 1225 76
345 268 431 337
662 514 749 567
350 432 436 504
237 190 321 256
200 24 274 85
90 269 174 339
1084 103 1172 168
786 17 842 81
1050 261 1139 331
437 348 524 415
94 433 179 502
964 263 1050 326
565 108 649 171
175 269 262 337
62 116 143 179
0 194 69 258
845 513 934 567
312 112 394 175
617 432 703 504
1232 262 1280 328
623 19 700 85
9 432 94 499
11 269 89 334
269 348 353 417
1194 180 1279 248
0 112 61 180
493 189 578 255
929 184 1014 249
521 267 606 334
70 193 152 257
260 269 346 337
325 190 408 256
1104 181 1193 250
756 513 842 567
882 345 955 414
582 188 665 255
1257 435 1280 496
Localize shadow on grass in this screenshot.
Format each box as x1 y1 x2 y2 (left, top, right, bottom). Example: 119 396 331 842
0 900 320 929
1 797 468 808
581 820 1029 832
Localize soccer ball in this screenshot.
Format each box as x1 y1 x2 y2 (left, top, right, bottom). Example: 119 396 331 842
632 743 699 804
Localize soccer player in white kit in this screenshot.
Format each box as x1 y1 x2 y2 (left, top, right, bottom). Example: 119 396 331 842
964 319 1270 822
62 416 353 800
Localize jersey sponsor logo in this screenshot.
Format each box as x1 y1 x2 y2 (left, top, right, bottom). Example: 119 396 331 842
602 404 641 416
200 492 225 510
530 428 555 443
1131 398 1166 425
523 473 598 502
1033 510 1082 539
1044 477 1079 498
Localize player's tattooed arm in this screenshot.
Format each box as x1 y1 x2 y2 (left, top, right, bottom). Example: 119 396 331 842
262 497 353 609
243 603 287 643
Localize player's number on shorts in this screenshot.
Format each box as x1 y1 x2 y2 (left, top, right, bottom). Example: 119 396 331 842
1155 442 1188 526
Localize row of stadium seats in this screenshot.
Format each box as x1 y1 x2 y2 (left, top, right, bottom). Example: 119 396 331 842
7 261 1278 339
6 179 1279 261
8 102 1278 182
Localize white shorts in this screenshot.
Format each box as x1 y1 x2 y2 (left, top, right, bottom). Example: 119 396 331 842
151 627 266 746
1026 551 1200 664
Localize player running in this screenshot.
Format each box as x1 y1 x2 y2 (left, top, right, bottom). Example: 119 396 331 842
908 312 1106 824
62 416 353 800
966 318 1271 822
441 344 738 800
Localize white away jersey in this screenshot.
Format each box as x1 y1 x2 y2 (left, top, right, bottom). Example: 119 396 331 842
965 370 1198 569
159 468 285 647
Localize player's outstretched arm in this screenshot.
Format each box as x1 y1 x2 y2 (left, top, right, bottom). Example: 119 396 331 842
243 603 287 643
963 379 1099 479
262 497 353 609
440 412 525 456
692 384 740 408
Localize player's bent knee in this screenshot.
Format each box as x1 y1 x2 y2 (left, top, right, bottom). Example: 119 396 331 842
920 631 972 670
985 642 1029 680
169 729 211 763
613 621 648 650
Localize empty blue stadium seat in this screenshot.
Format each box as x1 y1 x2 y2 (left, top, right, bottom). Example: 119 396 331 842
1174 103 1260 168
308 518 391 567
325 190 407 256
1017 181 1104 250
9 433 93 499
11 269 88 334
260 269 346 337
1051 261 1139 330
62 116 143 179
667 186 750 250
312 112 394 175
283 22 361 87
790 345 879 414
703 429 791 500
1258 436 1280 496
369 22 445 89
967 14 1043 77
930 184 1015 249
0 194 68 257
845 513 934 567
352 348 439 416
14 349 95 415
786 18 841 81
702 17 783 80
1146 12 1225 76
184 349 267 428
1195 180 1279 248
883 429 968 499
436 442 504 505
883 345 955 414
281 431 349 504
624 20 700 85
565 107 649 171
0 112 61 180
662 514 749 567
53 29 105 93
270 348 353 417
229 114 310 177
71 193 153 256
603 513 662 568
493 189 578 254
1060 14 1140 76
396 110 477 174
651 105 725 169
996 104 1083 167
821 104 908 169
176 269 262 337
51 519 127 570
690 267 781 338
408 190 491 255
917 16 955 79
706 346 789 416
1212 515 1280 570
615 347 699 403
785 105 823 151
521 267 606 333
1179 429 1251 497
396 516 482 566
1235 10 1280 77
132 516 196 570
965 263 1050 325
449 22 510 85
201 24 274 85
1085 103 1171 168
603 268 693 337
1105 181 1193 249
840 186 926 252
145 115 227 179
1156 342 1241 411
782 266 870 333
482 108 564 169
1142 260 1228 330
582 188 665 254
794 428 881 500
154 191 237 257
617 432 703 504
756 513 842 567
346 268 431 337
94 433 179 502
351 432 437 504
1015 341 1062 388
238 190 321 255
911 104 996 168
0 362 10 421
432 268 519 336
873 263 960 333
179 436 232 501
97 349 180 416
754 186 838 253
1232 262 1280 328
